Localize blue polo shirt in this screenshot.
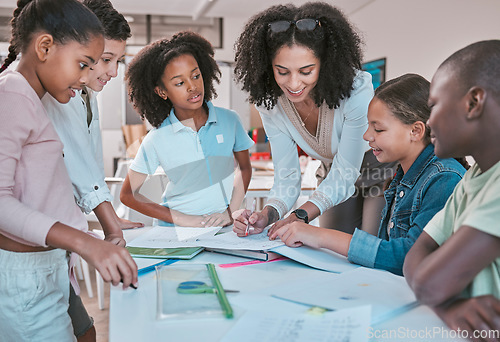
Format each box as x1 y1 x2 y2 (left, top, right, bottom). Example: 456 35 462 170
130 101 253 223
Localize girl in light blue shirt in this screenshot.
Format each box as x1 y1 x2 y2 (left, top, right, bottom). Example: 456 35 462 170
121 31 253 227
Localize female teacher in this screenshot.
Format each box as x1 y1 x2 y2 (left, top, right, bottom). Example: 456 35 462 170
233 2 393 236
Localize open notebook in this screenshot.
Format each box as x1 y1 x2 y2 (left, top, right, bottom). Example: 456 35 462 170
126 246 204 259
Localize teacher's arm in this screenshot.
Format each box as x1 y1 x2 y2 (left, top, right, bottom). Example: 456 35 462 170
234 109 302 236
309 79 372 220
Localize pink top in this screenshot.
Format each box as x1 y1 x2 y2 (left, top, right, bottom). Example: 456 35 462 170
0 70 87 247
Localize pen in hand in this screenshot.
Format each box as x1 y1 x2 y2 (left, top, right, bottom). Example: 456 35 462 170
121 279 138 290
245 198 256 236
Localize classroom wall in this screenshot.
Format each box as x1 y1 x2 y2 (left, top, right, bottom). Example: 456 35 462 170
3 0 498 78
2 0 498 175
212 0 500 133
213 0 500 81
349 0 500 81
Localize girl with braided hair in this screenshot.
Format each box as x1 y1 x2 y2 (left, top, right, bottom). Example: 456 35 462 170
0 0 137 340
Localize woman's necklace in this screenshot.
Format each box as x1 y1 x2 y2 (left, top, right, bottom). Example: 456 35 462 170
299 105 316 127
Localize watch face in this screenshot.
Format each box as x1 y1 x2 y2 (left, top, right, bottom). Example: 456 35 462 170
293 209 308 223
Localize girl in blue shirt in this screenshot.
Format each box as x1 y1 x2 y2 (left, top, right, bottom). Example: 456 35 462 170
270 73 467 275
120 31 253 227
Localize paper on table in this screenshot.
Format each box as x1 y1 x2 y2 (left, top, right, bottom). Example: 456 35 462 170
270 245 360 273
221 305 371 342
274 267 417 324
127 226 221 248
195 231 284 250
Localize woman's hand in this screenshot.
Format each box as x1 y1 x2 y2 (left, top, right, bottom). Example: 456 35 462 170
233 210 269 237
270 221 322 248
435 296 500 342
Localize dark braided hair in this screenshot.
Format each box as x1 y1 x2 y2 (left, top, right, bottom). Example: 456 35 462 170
83 0 131 41
234 1 363 110
0 0 103 73
375 74 432 145
125 31 221 128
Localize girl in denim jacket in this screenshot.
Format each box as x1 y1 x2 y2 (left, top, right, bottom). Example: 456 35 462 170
270 73 467 275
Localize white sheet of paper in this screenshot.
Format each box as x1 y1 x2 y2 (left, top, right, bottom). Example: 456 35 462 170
196 231 284 250
221 305 371 342
274 267 417 324
127 226 221 248
270 245 360 273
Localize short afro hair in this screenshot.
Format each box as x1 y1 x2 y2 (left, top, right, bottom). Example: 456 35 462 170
438 40 500 102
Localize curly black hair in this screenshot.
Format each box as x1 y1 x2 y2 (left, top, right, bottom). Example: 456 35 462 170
83 0 131 41
125 31 220 128
234 1 363 110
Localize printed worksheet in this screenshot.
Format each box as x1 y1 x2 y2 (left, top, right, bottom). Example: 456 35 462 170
127 226 221 248
270 245 360 273
196 231 284 250
274 267 418 324
127 227 283 250
221 306 371 342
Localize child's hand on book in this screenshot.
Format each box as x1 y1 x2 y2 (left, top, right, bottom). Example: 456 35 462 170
269 221 320 248
202 211 232 227
170 212 206 227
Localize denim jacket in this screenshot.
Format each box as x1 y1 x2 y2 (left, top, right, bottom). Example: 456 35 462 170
347 144 465 275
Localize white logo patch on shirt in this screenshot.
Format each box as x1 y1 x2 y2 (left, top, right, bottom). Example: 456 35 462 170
216 134 224 144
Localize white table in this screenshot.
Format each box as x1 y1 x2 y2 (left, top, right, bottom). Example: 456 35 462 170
109 229 465 342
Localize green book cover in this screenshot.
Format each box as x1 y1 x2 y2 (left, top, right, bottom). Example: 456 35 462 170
126 246 204 259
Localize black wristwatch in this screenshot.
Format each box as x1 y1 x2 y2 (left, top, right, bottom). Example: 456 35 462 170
291 209 309 224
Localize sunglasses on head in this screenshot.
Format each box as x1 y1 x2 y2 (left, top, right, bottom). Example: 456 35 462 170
268 19 321 34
